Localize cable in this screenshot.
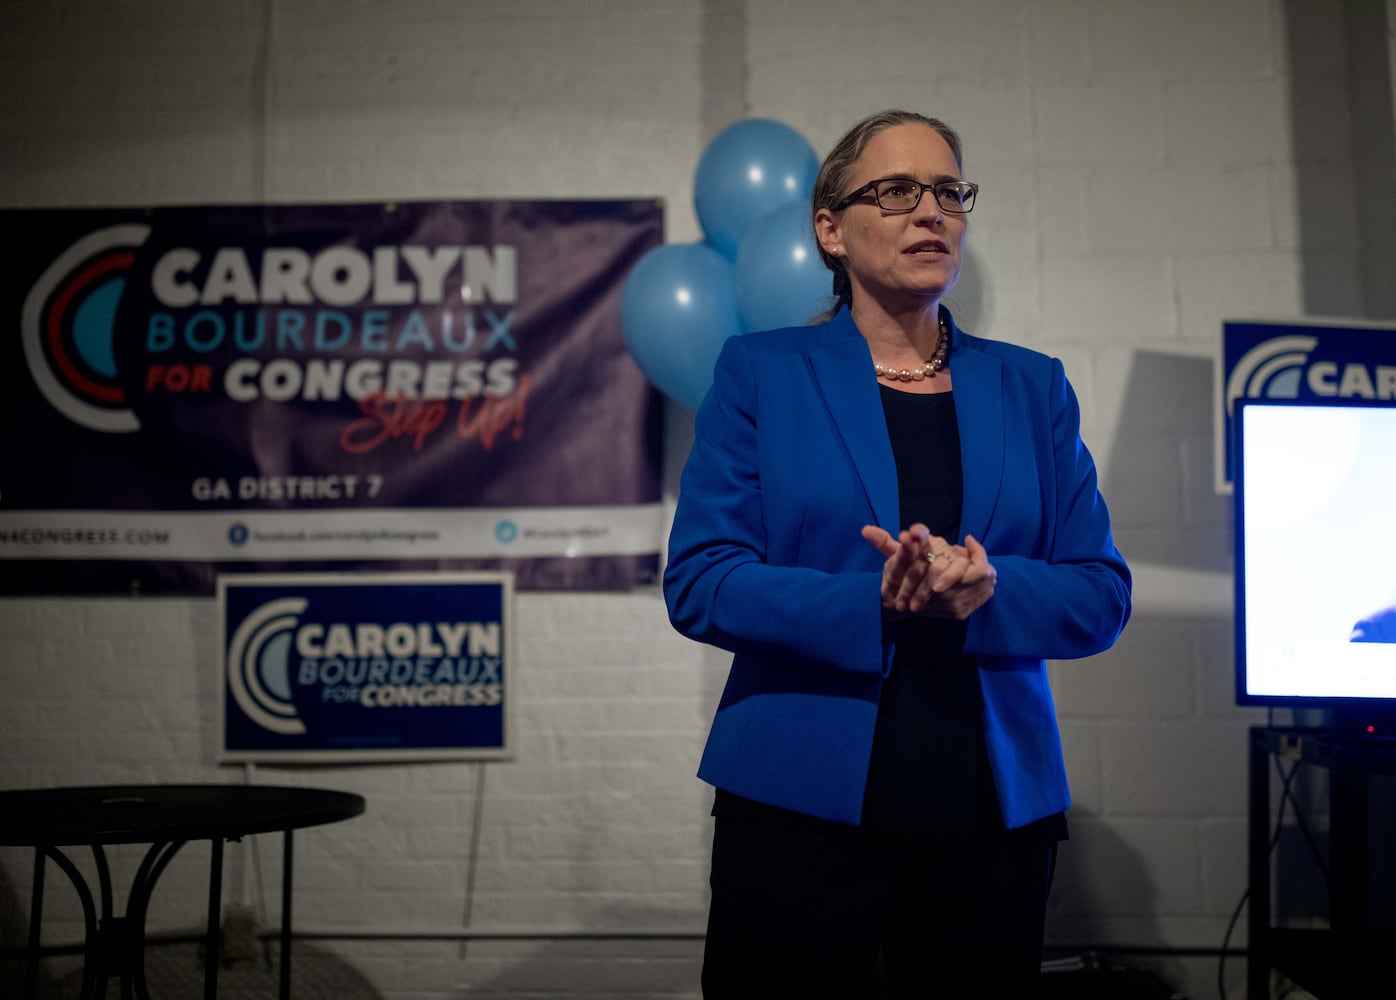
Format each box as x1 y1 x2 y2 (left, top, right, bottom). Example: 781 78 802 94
1217 888 1250 1000
1273 755 1329 883
1218 756 1303 1000
459 761 487 964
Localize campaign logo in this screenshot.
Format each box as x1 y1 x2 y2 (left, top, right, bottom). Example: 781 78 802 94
1223 334 1319 418
21 224 151 433
226 596 309 735
220 574 511 760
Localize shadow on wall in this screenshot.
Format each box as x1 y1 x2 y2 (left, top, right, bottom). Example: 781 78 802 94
1047 807 1159 947
1100 351 1230 574
8 937 385 1000
1282 0 1393 321
944 246 990 338
455 904 703 1000
1043 808 1191 992
1097 1 1396 575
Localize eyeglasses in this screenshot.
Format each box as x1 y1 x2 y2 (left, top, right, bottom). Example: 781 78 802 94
834 177 978 214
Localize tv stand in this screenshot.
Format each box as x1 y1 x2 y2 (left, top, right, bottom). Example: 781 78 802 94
1248 726 1396 998
1331 704 1396 739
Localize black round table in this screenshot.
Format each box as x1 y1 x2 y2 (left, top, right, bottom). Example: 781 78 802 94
0 784 365 1000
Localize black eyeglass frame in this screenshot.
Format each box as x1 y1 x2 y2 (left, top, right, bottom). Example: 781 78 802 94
832 176 979 214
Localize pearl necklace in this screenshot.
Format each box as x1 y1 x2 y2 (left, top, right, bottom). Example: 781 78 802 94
872 319 948 383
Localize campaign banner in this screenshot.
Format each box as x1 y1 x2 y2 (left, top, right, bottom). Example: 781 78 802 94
219 572 512 762
1217 319 1396 492
0 201 664 593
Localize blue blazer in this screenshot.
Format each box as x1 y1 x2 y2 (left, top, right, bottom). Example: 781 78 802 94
663 307 1131 829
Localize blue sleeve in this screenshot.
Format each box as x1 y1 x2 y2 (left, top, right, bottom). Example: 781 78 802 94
662 337 888 676
963 358 1132 661
1351 607 1396 643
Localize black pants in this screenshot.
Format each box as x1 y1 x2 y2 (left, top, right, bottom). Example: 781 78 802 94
702 814 1058 999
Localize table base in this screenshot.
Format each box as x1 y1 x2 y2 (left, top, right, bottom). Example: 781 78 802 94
25 832 295 1000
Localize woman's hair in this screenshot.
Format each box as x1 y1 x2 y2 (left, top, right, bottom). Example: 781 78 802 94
811 110 964 320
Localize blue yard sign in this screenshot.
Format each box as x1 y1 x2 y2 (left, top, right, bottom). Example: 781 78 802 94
219 571 512 762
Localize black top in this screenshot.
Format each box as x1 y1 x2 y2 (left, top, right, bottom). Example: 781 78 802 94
0 785 365 846
860 387 981 834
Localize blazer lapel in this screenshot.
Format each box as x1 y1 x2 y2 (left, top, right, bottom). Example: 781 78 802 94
949 342 1005 543
808 317 900 530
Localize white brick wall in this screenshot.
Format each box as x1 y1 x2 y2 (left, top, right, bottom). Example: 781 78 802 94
1 1 1383 997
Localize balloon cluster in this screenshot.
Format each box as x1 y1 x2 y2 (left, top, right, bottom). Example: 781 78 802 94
621 120 831 409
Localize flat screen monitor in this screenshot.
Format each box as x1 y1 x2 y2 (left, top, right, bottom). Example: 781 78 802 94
1235 398 1396 732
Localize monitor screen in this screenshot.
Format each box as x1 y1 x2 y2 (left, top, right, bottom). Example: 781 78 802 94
1235 399 1396 721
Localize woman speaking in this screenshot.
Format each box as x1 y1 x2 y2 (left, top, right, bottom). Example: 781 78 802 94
664 109 1132 997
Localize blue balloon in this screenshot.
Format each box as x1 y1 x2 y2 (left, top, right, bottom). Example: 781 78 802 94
694 119 820 261
734 202 835 333
620 243 743 409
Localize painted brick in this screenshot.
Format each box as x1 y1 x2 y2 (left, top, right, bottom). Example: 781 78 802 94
1176 250 1307 345
1050 816 1202 918
1034 83 1164 165
1083 165 1274 253
1161 79 1292 165
1050 619 1195 720
1032 166 1090 259
1198 817 1250 916
1101 721 1251 818
1269 162 1362 252
1179 431 1233 529
1040 254 1176 345
1026 0 1093 84
1087 0 1277 80
746 0 1032 85
1095 432 1187 528
1194 619 1275 723
954 247 1042 349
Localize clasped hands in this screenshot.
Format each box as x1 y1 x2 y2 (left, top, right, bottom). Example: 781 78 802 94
860 523 996 620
